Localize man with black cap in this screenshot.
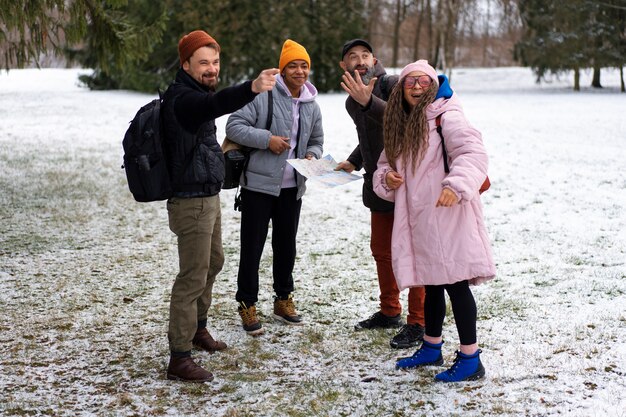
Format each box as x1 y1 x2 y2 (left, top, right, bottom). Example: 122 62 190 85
161 29 279 382
335 39 426 350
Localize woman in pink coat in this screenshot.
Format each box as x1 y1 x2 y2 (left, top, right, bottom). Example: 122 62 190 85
373 60 495 382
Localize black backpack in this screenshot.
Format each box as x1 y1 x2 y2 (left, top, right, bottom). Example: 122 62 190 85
379 74 397 101
121 93 173 202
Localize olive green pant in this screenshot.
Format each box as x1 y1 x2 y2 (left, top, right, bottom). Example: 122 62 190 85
167 195 224 353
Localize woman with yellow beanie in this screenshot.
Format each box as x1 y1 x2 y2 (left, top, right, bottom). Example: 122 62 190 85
226 39 324 336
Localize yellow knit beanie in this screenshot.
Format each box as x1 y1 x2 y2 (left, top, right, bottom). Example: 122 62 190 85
278 39 311 73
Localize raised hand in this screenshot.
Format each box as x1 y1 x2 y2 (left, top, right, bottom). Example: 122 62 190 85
251 68 280 93
340 70 377 107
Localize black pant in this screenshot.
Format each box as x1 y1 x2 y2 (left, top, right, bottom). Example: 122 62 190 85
424 280 477 345
236 187 302 305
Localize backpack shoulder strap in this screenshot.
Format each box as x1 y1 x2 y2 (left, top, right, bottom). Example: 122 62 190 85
435 113 450 174
379 74 390 101
265 90 273 130
437 112 491 194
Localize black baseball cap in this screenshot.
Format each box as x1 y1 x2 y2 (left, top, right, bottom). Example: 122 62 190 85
341 39 373 59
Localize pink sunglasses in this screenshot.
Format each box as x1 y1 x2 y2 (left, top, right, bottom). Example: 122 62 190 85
403 75 433 88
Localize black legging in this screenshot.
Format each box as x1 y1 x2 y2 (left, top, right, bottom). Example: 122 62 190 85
424 280 477 345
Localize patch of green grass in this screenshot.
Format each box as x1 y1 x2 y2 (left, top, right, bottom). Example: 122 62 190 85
274 378 357 417
303 327 324 344
180 383 210 396
477 292 529 320
228 371 270 383
566 255 585 266
1 233 58 255
485 401 520 415
222 407 255 417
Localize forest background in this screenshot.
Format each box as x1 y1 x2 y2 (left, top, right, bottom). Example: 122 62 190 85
1 0 625 93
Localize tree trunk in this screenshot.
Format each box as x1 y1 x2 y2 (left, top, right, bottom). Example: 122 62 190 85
451 0 461 69
364 1 376 41
432 0 444 66
426 0 435 63
413 0 425 61
591 66 602 88
392 0 402 68
441 0 461 73
574 67 580 91
482 0 491 67
621 67 625 93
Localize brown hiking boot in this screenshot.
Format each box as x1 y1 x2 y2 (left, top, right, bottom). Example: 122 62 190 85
238 302 264 336
166 356 213 383
192 328 227 353
273 295 303 325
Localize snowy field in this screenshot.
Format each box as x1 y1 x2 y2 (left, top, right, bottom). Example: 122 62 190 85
1 67 625 416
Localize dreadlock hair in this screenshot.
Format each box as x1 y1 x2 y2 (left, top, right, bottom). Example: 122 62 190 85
383 79 438 173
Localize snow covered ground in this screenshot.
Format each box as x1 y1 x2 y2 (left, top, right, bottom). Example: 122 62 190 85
0 67 625 416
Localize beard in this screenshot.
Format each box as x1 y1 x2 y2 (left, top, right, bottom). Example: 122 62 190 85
201 72 218 91
348 64 376 85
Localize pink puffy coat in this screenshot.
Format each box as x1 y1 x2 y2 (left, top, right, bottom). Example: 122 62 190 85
373 94 496 290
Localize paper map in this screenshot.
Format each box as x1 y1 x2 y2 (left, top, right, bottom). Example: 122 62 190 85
287 155 362 188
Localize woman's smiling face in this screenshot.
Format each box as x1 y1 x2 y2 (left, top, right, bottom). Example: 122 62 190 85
402 71 433 107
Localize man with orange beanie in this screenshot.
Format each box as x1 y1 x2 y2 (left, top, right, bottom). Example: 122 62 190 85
161 29 279 382
226 39 323 336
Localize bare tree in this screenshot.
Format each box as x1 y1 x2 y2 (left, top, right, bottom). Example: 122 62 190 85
366 0 523 71
411 0 426 60
391 0 412 67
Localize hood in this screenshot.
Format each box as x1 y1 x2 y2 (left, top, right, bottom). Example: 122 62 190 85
435 74 453 100
426 92 463 121
276 74 318 103
372 60 388 78
425 74 458 119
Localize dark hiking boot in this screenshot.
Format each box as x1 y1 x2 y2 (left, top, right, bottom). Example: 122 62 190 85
390 323 425 349
166 356 213 383
396 340 444 370
273 295 303 325
192 328 227 353
354 311 402 330
238 302 264 336
435 350 485 382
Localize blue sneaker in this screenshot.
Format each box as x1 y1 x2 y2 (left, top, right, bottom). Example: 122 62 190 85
395 340 444 370
435 350 485 382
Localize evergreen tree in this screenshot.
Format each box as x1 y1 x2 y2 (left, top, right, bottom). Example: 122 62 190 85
303 0 367 92
515 0 625 91
593 0 626 90
77 0 367 93
210 1 309 86
74 0 169 91
515 0 589 90
0 0 166 72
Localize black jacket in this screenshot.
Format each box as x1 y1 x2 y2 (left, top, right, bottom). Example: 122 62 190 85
162 68 257 197
345 61 398 212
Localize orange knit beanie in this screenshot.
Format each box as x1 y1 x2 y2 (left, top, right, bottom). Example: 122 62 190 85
278 39 311 73
178 30 220 66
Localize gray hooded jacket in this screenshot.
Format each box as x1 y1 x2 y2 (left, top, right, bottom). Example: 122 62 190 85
225 76 324 199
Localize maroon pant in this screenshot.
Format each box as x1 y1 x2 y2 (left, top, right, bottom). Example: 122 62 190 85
371 211 425 326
